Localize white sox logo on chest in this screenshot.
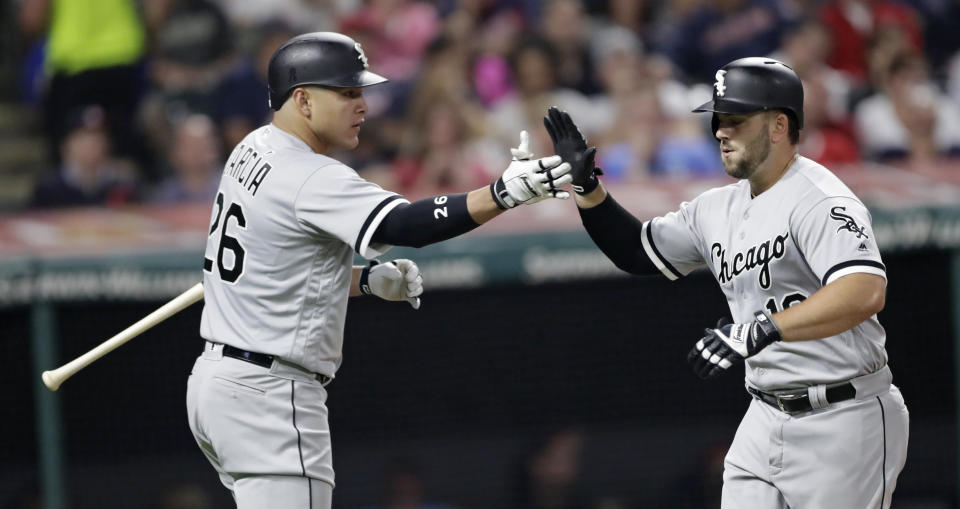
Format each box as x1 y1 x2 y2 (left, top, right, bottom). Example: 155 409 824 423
711 233 788 289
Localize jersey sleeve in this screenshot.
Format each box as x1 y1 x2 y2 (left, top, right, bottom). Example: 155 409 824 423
642 199 708 279
294 163 409 259
792 196 886 286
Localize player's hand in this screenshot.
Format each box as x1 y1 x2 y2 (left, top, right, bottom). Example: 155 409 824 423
510 129 535 160
543 106 602 194
361 259 423 309
687 310 782 379
490 130 573 209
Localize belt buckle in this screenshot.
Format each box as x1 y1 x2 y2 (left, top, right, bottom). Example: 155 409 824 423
775 393 804 412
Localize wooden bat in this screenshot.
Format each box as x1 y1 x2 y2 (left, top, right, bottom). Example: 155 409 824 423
41 282 204 391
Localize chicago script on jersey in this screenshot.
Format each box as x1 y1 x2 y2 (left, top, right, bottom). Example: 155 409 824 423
224 143 272 196
711 233 788 289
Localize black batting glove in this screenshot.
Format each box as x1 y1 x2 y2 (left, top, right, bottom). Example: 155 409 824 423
543 106 602 194
687 310 782 379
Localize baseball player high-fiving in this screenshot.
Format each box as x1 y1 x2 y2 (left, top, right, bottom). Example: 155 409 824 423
546 58 908 508
186 32 572 509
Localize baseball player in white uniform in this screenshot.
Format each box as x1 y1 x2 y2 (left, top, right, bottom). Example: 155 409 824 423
544 58 909 508
186 32 573 509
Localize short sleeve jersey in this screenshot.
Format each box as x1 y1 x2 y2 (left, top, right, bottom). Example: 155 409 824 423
199 125 407 377
641 156 888 389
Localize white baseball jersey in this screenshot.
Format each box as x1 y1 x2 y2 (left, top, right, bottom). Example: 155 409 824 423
199 124 407 377
641 156 888 390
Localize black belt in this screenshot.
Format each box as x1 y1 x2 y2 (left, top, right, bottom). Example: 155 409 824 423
748 382 856 414
221 344 331 385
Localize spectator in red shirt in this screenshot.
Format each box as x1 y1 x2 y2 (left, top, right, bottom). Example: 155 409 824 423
818 0 923 84
800 71 861 166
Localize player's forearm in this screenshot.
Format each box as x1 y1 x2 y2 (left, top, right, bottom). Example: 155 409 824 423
349 267 363 297
466 187 506 224
578 191 660 276
372 193 485 249
772 273 886 342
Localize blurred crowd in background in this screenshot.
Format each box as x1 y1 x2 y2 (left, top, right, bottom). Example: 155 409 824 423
3 2 957 507
7 0 960 210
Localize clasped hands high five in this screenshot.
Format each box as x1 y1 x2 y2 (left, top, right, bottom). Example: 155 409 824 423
492 107 603 209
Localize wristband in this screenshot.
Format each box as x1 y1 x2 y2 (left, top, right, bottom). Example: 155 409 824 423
490 179 512 209
753 309 782 342
572 167 603 195
359 260 379 295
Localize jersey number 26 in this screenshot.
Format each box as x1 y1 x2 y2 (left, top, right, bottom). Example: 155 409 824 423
203 192 247 283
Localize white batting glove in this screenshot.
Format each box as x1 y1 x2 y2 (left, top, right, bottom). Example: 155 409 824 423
360 259 423 309
490 131 573 209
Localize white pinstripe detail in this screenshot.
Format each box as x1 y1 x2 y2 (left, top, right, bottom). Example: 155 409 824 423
825 265 886 286
357 198 409 259
640 221 679 281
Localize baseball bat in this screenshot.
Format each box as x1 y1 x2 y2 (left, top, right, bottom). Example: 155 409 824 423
41 282 204 391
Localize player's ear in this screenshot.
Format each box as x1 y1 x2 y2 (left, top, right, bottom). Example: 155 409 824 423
770 111 788 144
292 88 312 118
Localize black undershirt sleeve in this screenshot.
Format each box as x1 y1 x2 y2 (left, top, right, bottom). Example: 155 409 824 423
371 193 479 248
578 193 661 276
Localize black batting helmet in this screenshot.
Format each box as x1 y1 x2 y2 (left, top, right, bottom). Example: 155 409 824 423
693 57 804 130
267 32 388 111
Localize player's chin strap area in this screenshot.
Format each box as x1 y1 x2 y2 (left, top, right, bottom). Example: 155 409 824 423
746 364 892 415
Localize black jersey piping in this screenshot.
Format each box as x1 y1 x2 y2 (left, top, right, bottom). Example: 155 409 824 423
821 260 886 286
877 396 887 509
644 222 682 279
291 381 307 476
355 195 403 254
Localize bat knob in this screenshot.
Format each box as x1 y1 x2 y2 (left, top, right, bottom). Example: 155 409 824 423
42 371 62 391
